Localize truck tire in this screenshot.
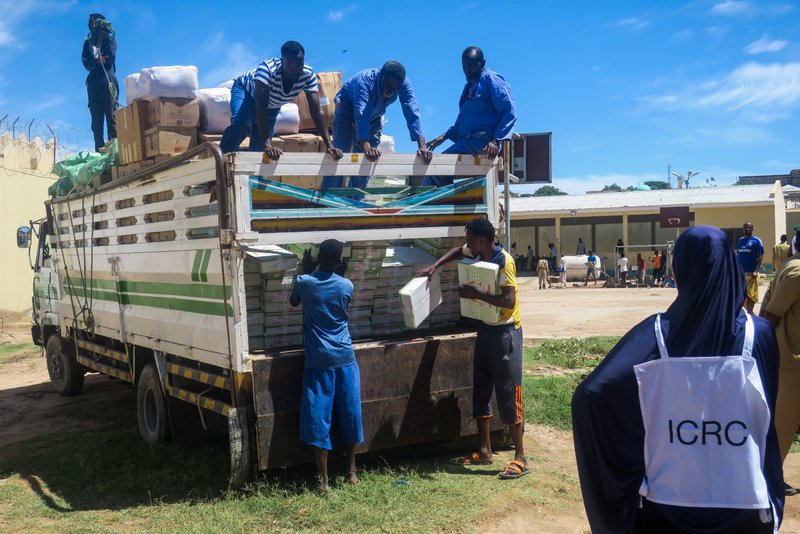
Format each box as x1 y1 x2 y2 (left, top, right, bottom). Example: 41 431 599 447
46 335 84 396
137 364 170 444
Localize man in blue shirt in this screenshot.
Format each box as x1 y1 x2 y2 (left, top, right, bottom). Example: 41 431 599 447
290 239 362 491
321 61 431 188
424 47 516 186
737 221 765 313
220 41 341 160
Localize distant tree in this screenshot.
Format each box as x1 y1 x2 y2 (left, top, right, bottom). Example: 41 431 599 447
644 180 671 190
625 186 636 191
533 185 568 196
601 183 623 192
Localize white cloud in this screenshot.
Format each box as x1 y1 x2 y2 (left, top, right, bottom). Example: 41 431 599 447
201 39 260 87
744 35 788 54
616 17 650 30
0 0 76 49
639 62 800 120
327 5 358 23
711 1 750 15
32 95 65 112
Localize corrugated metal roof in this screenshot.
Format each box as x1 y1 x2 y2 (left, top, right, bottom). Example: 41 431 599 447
511 184 777 215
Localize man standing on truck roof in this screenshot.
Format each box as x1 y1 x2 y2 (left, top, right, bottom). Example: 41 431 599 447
290 239 363 491
423 47 516 187
321 61 431 188
416 218 528 479
82 13 118 152
220 41 342 161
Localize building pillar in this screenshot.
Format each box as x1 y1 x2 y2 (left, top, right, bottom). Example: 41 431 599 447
622 213 629 255
555 216 561 255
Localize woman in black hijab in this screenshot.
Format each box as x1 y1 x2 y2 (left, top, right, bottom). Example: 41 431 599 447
572 226 783 533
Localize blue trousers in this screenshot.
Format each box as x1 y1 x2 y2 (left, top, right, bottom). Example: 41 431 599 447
299 362 364 450
321 105 382 189
422 137 491 187
220 80 279 153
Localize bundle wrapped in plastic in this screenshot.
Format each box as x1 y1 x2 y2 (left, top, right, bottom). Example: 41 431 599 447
139 65 198 98
124 73 150 105
197 88 231 134
274 103 300 135
48 139 119 197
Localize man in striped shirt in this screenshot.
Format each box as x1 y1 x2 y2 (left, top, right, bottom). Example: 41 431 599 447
321 61 431 188
220 41 341 160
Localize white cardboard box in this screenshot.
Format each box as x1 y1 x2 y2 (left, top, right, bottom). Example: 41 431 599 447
457 259 502 323
399 273 443 328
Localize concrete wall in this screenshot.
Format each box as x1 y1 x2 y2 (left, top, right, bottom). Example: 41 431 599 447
694 204 777 248
0 133 56 312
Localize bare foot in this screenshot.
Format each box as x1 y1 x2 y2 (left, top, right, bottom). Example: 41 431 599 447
347 471 360 485
316 475 330 494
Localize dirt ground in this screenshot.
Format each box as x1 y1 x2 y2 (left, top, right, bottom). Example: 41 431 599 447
4 279 800 533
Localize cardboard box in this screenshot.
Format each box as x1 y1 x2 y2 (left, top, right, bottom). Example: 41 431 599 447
400 274 443 328
143 127 197 158
295 71 342 132
457 260 502 323
146 97 200 128
115 101 148 164
278 133 322 153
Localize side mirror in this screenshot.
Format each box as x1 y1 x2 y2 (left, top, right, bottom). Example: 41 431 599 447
17 226 31 249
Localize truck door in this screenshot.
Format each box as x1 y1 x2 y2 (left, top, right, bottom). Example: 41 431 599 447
32 220 59 339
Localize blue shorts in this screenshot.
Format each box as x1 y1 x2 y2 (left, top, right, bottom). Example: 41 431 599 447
299 361 364 450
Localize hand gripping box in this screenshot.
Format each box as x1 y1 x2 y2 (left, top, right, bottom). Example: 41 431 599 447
457 259 502 323
399 273 443 328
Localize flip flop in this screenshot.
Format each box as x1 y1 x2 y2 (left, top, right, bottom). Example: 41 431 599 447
455 452 493 465
498 459 529 479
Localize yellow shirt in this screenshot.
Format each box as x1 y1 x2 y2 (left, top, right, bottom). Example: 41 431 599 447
462 244 522 328
763 256 800 369
773 243 791 274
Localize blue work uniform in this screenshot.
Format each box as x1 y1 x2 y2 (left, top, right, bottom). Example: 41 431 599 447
424 68 516 187
322 68 424 188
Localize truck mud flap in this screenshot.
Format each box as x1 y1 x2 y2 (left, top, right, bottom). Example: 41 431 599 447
251 333 504 470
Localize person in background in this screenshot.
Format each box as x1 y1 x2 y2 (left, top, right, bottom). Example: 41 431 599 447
82 13 118 152
321 61 431 188
510 242 518 268
617 253 629 285
773 234 791 274
290 239 362 491
760 226 800 496
576 238 587 255
525 245 534 271
416 218 527 479
736 222 764 314
573 226 784 533
650 250 663 286
424 46 516 186
636 253 646 286
585 251 599 286
220 41 341 160
615 238 625 258
537 257 550 290
558 254 567 286
549 242 558 271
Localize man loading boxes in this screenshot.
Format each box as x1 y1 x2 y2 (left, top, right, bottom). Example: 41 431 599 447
416 217 527 479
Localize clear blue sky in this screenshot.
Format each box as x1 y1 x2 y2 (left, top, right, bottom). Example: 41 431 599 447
1 0 798 193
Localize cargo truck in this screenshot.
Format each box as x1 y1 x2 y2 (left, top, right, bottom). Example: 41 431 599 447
17 144 507 483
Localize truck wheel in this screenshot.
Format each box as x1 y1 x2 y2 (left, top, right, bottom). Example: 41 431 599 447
46 335 84 396
137 364 170 444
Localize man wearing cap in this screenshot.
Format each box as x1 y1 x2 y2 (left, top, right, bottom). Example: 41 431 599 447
736 222 764 313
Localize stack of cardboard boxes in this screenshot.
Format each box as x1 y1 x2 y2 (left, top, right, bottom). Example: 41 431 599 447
115 97 200 168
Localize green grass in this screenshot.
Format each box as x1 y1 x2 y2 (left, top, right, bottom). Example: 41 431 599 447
525 336 619 369
0 342 39 364
0 337 602 533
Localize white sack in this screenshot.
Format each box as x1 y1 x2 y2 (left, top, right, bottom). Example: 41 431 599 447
140 65 199 98
124 73 150 105
197 88 232 134
274 103 300 135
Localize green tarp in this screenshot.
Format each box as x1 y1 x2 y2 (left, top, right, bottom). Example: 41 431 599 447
48 139 119 197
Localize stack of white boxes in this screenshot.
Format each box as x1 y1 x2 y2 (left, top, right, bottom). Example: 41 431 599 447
374 246 438 333
243 246 300 350
457 259 502 323
346 241 387 340
413 237 463 328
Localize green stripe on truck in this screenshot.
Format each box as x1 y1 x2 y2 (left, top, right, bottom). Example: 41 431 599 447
63 284 234 316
